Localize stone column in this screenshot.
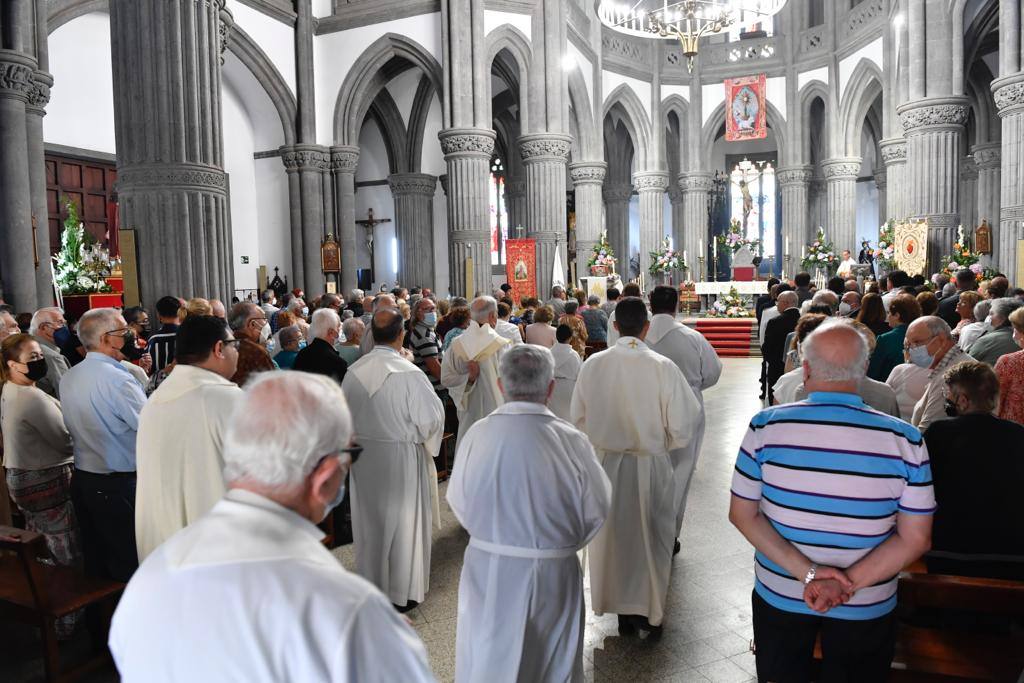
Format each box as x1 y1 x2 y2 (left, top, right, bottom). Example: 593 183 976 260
879 139 907 220
331 146 359 297
569 161 606 279
822 158 861 254
777 166 812 275
667 184 685 279
504 178 526 232
26 70 52 306
897 97 969 271
633 171 668 283
603 184 632 280
520 134 571 297
281 145 329 295
993 73 1024 276
681 172 712 279
973 143 1001 234
958 156 978 230
439 128 495 297
110 0 233 305
388 173 437 288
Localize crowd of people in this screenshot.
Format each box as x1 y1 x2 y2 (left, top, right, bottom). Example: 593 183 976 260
0 263 1021 680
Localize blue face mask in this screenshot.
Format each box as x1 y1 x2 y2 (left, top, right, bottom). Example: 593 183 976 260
53 326 71 347
301 306 309 317
422 312 438 327
907 342 934 369
322 481 346 522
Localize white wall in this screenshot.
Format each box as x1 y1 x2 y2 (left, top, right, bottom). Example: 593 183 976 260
45 12 116 154
225 0 296 96
355 120 397 289
222 83 260 289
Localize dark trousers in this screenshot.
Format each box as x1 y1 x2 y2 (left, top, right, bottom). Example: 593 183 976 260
752 591 896 683
71 469 138 583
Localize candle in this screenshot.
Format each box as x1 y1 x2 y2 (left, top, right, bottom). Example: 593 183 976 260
683 250 687 265
699 238 703 255
801 245 806 259
785 236 790 254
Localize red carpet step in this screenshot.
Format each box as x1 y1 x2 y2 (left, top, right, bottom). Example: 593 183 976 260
684 317 761 358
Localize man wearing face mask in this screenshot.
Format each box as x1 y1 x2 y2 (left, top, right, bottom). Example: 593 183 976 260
29 307 71 399
840 292 861 318
109 371 434 682
905 316 975 432
59 308 149 582
228 302 276 387
409 297 444 395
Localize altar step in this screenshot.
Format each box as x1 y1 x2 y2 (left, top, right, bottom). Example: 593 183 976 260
683 318 761 358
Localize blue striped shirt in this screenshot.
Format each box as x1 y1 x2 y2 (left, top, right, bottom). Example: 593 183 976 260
731 391 935 620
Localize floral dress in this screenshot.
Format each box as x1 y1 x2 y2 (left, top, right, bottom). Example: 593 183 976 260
996 350 1024 426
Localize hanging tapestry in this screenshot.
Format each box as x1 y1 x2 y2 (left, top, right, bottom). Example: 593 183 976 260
724 74 767 142
505 239 537 304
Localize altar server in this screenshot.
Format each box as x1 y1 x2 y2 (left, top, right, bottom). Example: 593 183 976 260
645 286 721 543
448 345 611 682
441 296 510 440
343 307 445 611
110 371 433 682
571 297 698 636
549 324 582 421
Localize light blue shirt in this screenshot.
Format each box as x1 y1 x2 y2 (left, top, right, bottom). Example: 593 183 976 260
60 352 147 473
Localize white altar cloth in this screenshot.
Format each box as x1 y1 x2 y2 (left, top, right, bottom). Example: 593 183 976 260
695 281 768 296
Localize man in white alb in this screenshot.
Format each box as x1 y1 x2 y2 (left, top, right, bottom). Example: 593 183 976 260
440 296 510 440
448 345 611 682
644 286 721 548
837 249 858 278
109 372 433 682
549 324 582 421
343 307 445 612
571 297 699 637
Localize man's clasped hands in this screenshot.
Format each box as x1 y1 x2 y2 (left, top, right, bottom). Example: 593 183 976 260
803 566 856 613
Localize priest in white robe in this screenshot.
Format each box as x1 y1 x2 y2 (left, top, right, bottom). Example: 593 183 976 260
549 324 582 421
440 296 510 440
343 307 445 610
448 345 611 682
135 315 244 561
645 286 721 542
110 372 433 682
571 296 699 636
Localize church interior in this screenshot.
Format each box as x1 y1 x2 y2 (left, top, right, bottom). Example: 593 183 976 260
1 0 1024 680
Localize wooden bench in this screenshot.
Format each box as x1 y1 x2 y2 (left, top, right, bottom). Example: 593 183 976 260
0 525 125 682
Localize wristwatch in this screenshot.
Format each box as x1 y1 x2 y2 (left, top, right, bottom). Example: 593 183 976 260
804 563 818 584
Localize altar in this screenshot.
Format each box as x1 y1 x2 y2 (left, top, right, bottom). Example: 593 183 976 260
695 281 768 296
579 274 624 303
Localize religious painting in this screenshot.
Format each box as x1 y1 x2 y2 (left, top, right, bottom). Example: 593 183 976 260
724 74 767 142
504 238 536 305
975 220 992 254
895 220 928 276
320 234 340 273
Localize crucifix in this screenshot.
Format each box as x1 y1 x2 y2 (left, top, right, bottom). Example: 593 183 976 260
355 208 391 284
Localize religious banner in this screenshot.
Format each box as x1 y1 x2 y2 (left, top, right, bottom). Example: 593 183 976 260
504 238 537 305
724 74 767 142
975 220 992 254
320 234 341 273
894 220 928 276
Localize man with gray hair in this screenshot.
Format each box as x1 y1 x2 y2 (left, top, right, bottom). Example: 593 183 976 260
293 307 348 385
441 296 510 440
966 297 1023 366
60 307 148 582
338 317 365 365
448 344 611 681
547 284 567 317
110 372 433 681
29 306 71 398
905 315 974 431
958 298 992 350
359 293 397 355
730 319 934 680
763 290 801 403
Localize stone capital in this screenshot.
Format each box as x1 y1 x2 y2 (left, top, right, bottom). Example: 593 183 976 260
504 179 526 196
281 144 330 172
874 169 887 188
438 128 495 157
631 171 669 192
667 186 684 203
387 172 437 196
821 158 862 180
116 162 228 194
992 72 1024 117
878 138 907 165
680 172 713 193
518 133 572 162
0 51 36 103
602 184 634 202
972 142 1001 169
897 97 969 133
25 71 52 114
330 145 360 173
569 161 607 185
776 165 814 186
218 2 233 64
959 156 978 181
438 174 449 195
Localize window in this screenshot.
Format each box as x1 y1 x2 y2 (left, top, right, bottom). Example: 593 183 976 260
729 158 776 258
489 165 508 265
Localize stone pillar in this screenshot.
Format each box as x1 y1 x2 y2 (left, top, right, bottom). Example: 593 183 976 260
569 161 606 279
331 146 359 298
520 133 571 296
667 185 685 280
874 169 887 226
958 156 978 231
603 184 632 280
388 173 437 288
681 172 712 279
993 73 1024 276
281 145 329 296
504 178 526 232
777 166 812 275
110 0 233 305
26 71 52 306
822 158 861 254
633 171 668 283
439 128 495 297
973 143 1001 235
879 139 907 220
898 98 969 271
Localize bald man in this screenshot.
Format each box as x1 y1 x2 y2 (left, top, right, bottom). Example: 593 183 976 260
762 291 801 403
359 294 397 356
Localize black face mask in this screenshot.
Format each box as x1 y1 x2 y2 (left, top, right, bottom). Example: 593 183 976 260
944 399 959 418
120 331 145 361
22 358 48 382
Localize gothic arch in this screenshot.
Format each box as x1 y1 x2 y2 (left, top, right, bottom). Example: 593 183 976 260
406 76 436 173
567 65 597 160
799 80 830 162
660 95 689 172
838 60 884 157
333 33 443 146
486 24 532 134
699 100 788 170
367 90 409 174
603 84 652 169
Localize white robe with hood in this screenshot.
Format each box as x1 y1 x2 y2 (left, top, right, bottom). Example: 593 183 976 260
440 321 510 440
549 342 582 421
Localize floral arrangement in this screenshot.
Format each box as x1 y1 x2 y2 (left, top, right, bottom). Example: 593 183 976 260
707 287 751 318
800 226 838 272
939 224 982 278
716 219 761 255
587 231 617 274
648 237 686 276
52 197 112 295
874 220 897 271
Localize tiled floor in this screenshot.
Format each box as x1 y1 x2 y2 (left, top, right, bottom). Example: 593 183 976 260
1 358 765 683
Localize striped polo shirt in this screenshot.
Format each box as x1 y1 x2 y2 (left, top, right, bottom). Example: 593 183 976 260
410 323 443 392
731 391 935 620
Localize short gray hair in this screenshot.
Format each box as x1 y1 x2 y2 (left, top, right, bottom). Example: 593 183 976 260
801 318 869 382
29 307 63 335
974 299 993 322
470 296 498 324
915 315 953 340
777 291 798 308
811 290 838 312
349 288 364 302
990 297 1023 325
228 302 260 331
499 345 554 403
310 307 340 340
78 308 123 350
223 372 353 488
588 295 600 306
341 317 364 340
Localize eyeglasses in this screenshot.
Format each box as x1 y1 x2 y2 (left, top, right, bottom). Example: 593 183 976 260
316 444 363 470
222 339 242 349
104 328 132 338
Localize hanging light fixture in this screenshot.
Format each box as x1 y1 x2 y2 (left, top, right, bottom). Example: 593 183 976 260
597 0 787 72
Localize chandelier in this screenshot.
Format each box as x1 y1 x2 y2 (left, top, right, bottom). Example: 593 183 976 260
597 1 787 72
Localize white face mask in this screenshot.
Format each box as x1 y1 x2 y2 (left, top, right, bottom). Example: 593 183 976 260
259 321 271 343
838 302 852 315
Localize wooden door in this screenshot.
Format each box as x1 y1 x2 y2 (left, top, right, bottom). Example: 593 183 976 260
45 154 118 256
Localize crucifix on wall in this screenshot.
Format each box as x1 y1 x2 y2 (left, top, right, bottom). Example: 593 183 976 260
355 208 391 284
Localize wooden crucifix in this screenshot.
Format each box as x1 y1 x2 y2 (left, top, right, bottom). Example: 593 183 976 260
355 208 391 284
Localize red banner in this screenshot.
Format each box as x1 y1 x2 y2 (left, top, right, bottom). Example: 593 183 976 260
504 239 536 305
724 74 767 142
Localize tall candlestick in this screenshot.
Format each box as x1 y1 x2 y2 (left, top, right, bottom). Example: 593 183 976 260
785 236 789 254
699 238 703 255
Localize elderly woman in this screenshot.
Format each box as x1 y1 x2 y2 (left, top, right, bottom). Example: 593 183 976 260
995 307 1024 426
284 297 311 340
856 292 890 339
273 326 302 369
916 291 939 317
525 305 557 348
559 301 588 358
442 307 471 352
952 291 981 337
867 294 922 382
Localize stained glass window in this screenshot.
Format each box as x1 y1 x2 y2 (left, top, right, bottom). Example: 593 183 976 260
489 172 508 265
